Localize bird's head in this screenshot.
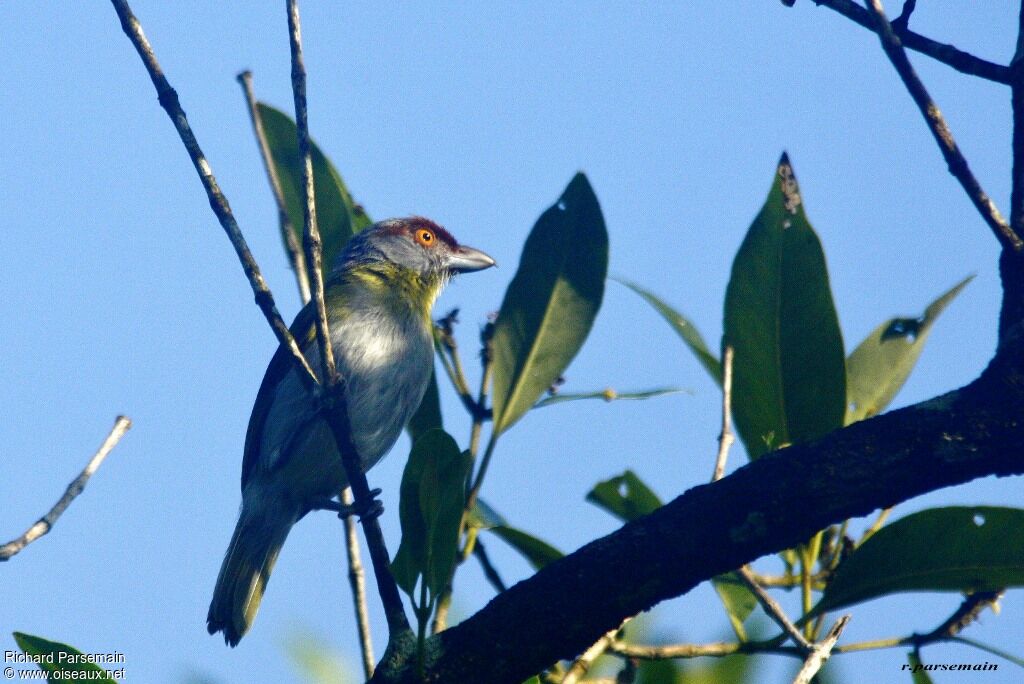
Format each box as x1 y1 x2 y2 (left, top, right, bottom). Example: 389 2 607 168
337 217 496 281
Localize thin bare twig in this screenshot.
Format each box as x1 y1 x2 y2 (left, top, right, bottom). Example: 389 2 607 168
737 566 813 652
563 622 627 684
109 0 317 388
712 345 735 482
287 0 335 383
791 615 851 684
798 0 1012 84
284 0 410 639
240 67 374 677
1 416 132 561
473 539 508 593
862 0 1022 251
340 487 375 678
609 639 801 660
236 70 311 304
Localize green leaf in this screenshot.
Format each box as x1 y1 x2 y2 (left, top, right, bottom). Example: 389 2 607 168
391 430 472 601
845 276 973 424
813 507 1024 615
468 499 564 570
723 153 846 458
535 386 687 408
407 368 443 442
586 470 662 522
711 572 758 642
907 652 935 684
489 526 564 571
521 678 542 684
952 636 1024 668
614 277 721 384
284 634 350 684
255 102 369 271
490 173 609 435
12 633 117 682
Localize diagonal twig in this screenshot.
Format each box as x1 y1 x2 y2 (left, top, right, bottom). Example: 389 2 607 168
238 68 374 677
236 70 311 304
712 345 735 482
791 615 851 684
109 0 317 388
341 487 376 678
863 0 1022 252
737 566 813 652
285 0 411 640
796 0 1012 84
1 416 132 561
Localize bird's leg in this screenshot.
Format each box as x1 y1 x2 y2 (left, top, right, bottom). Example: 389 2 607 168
310 489 384 521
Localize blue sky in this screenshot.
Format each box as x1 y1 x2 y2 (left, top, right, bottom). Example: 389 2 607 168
2 2 1021 683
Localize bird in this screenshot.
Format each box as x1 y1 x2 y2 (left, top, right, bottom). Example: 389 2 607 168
207 217 495 646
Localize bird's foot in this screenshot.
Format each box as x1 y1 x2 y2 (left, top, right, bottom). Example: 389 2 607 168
310 489 384 522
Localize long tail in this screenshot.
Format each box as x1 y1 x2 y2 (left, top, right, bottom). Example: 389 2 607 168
207 501 295 646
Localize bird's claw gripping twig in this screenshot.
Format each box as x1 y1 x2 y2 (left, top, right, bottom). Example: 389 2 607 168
311 488 384 522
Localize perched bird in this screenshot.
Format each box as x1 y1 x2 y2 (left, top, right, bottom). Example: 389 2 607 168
207 217 495 646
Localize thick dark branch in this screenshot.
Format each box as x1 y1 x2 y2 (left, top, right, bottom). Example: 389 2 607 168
802 0 1011 84
371 336 1024 683
863 0 1022 253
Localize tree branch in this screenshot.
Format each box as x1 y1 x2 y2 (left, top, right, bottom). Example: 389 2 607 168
1 416 132 561
370 333 1024 682
236 70 311 305
109 0 317 389
798 0 1012 84
284 0 410 640
862 0 1022 253
791 615 851 684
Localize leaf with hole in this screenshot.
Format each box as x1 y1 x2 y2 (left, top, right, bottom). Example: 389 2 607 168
586 470 662 522
490 173 608 435
845 276 972 424
812 507 1024 615
723 153 846 458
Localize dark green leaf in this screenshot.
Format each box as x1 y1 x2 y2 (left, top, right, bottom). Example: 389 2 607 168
521 678 541 684
711 572 758 642
813 507 1024 614
392 430 471 601
489 526 564 571
13 633 116 682
952 636 1024 668
407 368 443 443
535 386 687 408
255 103 368 271
845 276 973 424
907 652 935 684
468 499 563 570
467 499 507 530
614 277 721 384
490 173 609 435
586 470 662 522
723 153 846 458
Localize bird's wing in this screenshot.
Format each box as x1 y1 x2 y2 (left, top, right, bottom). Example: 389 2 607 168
240 303 319 490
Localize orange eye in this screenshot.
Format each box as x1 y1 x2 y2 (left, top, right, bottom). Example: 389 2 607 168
415 229 435 247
